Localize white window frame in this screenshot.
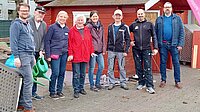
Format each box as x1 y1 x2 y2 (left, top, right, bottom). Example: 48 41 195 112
72 11 90 26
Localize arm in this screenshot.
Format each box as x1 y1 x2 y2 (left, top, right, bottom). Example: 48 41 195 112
40 22 47 51
151 23 158 49
10 22 20 58
124 25 131 53
178 16 185 47
44 25 53 58
102 27 106 54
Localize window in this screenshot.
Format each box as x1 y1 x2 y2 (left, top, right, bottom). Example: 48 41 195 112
72 11 90 26
145 10 160 24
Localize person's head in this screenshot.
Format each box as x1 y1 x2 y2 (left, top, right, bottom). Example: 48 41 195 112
75 14 86 28
90 10 99 23
34 6 46 22
17 3 30 19
137 9 145 22
163 2 173 16
112 9 123 23
56 11 68 25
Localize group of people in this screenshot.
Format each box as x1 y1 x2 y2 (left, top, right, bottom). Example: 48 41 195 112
10 1 184 112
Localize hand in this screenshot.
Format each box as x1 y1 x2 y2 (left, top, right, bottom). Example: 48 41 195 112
47 58 51 62
102 53 105 55
130 41 135 46
39 51 44 58
152 49 158 55
67 55 73 61
123 53 127 56
14 58 21 68
34 58 36 65
91 53 98 57
177 46 182 51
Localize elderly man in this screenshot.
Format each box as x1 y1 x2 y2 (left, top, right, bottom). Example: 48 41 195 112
155 2 185 89
29 6 47 100
129 9 158 94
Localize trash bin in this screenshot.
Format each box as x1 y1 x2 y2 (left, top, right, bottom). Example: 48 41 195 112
0 62 22 112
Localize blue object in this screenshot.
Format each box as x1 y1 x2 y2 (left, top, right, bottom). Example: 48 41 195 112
5 54 16 68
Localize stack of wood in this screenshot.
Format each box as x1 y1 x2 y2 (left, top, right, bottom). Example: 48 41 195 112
0 37 10 61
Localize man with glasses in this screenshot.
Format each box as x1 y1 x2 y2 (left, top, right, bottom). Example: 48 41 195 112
155 2 185 89
29 6 47 101
10 3 36 112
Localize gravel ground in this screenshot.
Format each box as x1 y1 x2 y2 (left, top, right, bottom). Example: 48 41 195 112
31 65 200 112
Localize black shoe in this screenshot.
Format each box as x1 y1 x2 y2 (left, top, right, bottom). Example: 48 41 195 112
79 90 87 95
96 85 102 89
74 92 79 98
57 92 65 98
49 94 59 100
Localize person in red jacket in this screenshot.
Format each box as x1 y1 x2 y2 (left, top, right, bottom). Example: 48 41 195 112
68 14 95 98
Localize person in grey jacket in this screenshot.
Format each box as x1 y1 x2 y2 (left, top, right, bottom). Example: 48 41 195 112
10 3 36 111
107 9 130 90
155 2 185 89
87 10 106 92
29 6 47 100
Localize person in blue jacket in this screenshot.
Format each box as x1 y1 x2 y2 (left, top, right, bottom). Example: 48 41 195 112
155 2 185 89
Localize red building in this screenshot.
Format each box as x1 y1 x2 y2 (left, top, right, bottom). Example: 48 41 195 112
41 0 199 76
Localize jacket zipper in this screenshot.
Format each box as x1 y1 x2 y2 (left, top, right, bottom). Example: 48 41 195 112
140 23 143 50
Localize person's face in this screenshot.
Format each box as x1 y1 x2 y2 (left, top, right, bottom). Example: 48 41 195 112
34 11 45 22
113 14 123 22
57 13 68 24
163 4 172 15
90 13 99 23
18 6 30 19
75 16 85 28
137 10 145 21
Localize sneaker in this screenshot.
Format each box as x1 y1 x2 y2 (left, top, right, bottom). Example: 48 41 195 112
49 94 59 100
79 89 87 95
120 84 129 90
90 86 99 92
96 85 103 89
108 84 115 90
159 81 166 88
17 106 24 111
136 85 145 90
175 82 182 89
74 92 79 98
32 94 44 100
146 87 155 94
57 92 65 98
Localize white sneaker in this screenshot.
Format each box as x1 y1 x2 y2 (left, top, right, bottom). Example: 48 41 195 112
146 87 155 94
136 85 145 90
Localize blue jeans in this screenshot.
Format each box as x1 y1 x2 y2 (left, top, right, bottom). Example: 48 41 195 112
133 49 154 88
49 52 68 95
159 43 180 83
32 52 39 96
18 53 35 110
72 62 87 93
88 53 104 88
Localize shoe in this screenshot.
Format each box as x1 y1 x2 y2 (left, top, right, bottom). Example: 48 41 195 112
74 92 79 98
79 90 87 95
49 94 59 100
136 85 145 90
57 92 65 98
17 106 24 111
32 94 44 100
120 84 129 90
159 81 166 88
90 86 99 92
23 109 35 112
175 82 182 89
108 85 115 90
96 85 103 89
146 87 155 94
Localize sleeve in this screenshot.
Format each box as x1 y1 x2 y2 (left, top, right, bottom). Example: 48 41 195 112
178 16 185 47
44 25 54 58
10 22 20 58
40 22 47 51
68 29 73 56
151 23 158 49
102 27 106 53
124 25 131 53
106 26 110 51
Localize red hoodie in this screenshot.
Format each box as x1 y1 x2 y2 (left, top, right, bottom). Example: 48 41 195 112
68 26 94 63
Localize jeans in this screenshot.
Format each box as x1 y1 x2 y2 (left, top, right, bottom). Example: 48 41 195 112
132 49 154 88
49 52 68 95
72 62 87 93
18 53 35 110
159 43 181 83
107 51 126 86
32 52 39 96
88 53 104 88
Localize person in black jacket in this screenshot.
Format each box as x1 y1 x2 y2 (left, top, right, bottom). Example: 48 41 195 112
129 9 158 94
107 9 130 90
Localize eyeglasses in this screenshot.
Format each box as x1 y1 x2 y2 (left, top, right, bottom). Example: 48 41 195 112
164 6 172 8
19 10 29 12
